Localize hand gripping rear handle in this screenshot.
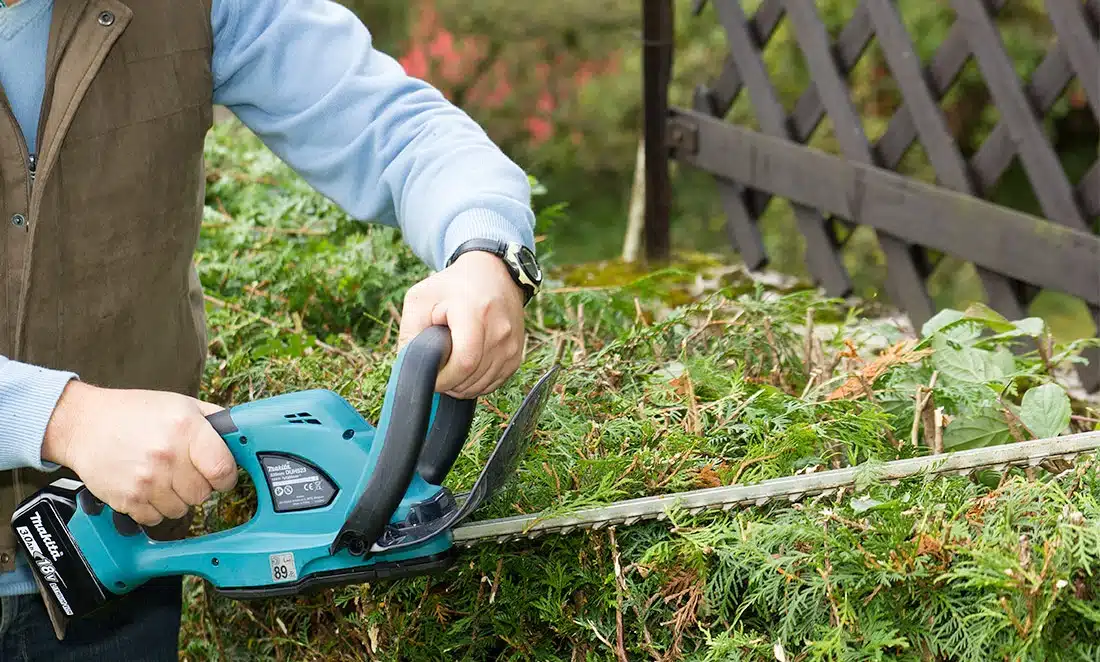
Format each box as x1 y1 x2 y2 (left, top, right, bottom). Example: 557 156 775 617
329 325 457 556
101 408 243 538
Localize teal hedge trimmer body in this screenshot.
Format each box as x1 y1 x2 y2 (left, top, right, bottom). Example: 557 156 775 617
11 325 559 635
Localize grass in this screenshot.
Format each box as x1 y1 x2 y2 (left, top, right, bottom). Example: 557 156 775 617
178 121 1100 661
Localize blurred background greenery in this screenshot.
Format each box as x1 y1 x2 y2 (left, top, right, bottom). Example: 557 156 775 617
334 0 1097 341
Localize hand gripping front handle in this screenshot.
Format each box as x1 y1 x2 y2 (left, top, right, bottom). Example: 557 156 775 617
329 325 463 556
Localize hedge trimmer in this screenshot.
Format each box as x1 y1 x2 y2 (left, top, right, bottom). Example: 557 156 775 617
11 327 1100 640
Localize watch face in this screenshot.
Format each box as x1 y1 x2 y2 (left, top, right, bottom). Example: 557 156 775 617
517 246 542 282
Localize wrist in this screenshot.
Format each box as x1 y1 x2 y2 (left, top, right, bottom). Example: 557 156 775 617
452 250 526 303
42 380 89 467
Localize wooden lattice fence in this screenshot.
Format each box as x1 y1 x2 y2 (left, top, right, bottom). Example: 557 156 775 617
643 0 1100 391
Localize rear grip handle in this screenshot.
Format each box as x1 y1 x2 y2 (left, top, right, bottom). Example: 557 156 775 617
331 325 453 553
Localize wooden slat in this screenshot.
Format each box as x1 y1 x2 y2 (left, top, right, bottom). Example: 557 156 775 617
788 1 876 145
952 0 1089 232
705 0 787 116
693 69 769 269
865 0 1024 319
669 109 1100 306
866 0 972 189
969 44 1075 196
716 177 769 270
1045 0 1100 119
1081 161 1100 219
715 0 851 296
783 0 936 325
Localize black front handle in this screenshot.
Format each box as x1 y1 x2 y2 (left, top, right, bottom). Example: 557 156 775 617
416 395 477 485
330 325 453 555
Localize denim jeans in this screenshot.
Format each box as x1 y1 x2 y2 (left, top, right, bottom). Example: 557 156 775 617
0 577 182 661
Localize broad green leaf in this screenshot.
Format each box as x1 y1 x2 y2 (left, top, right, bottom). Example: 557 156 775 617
1012 317 1046 337
942 411 1014 450
991 346 1018 378
921 309 965 338
931 335 1006 384
1018 383 1071 438
981 317 1047 345
961 302 1015 333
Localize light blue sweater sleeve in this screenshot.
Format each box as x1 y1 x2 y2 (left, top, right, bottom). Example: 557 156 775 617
0 357 75 472
210 0 537 270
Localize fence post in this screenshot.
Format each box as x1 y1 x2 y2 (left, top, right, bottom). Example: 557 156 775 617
642 0 673 263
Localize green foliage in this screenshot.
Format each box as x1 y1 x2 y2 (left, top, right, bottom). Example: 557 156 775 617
180 123 1100 661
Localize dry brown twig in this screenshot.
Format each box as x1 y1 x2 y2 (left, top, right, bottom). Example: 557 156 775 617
609 529 630 662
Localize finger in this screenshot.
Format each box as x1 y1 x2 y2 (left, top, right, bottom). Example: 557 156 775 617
449 352 505 399
190 423 239 493
435 304 486 394
482 353 524 396
453 315 523 396
397 283 439 350
150 489 191 521
122 502 164 528
173 466 214 506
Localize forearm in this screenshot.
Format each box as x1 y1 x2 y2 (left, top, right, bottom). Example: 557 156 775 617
0 356 76 472
210 0 536 270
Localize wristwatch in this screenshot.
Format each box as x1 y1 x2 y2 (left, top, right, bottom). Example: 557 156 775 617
446 238 543 305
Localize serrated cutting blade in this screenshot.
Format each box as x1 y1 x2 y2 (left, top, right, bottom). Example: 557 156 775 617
451 430 1100 547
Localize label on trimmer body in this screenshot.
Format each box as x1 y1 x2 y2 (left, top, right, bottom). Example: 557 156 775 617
269 552 297 582
258 453 337 512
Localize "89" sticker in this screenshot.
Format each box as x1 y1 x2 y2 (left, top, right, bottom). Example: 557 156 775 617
269 552 298 583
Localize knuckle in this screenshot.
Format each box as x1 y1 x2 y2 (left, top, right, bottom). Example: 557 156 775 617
456 352 479 372
149 440 176 465
119 492 143 513
132 465 155 492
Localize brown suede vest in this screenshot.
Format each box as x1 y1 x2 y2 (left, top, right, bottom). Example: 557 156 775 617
0 0 213 571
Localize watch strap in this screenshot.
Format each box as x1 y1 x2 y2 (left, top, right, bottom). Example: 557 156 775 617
446 238 540 305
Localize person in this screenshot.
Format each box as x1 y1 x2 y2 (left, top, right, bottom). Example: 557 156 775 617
0 0 543 658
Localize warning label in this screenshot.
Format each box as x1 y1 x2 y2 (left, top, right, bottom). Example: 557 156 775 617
259 454 337 512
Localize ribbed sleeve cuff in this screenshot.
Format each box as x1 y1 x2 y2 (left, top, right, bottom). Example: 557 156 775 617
0 362 77 472
440 208 534 270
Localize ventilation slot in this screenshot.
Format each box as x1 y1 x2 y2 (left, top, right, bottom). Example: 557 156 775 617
284 412 322 425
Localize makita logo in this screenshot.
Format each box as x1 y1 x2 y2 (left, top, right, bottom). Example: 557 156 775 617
30 512 63 561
